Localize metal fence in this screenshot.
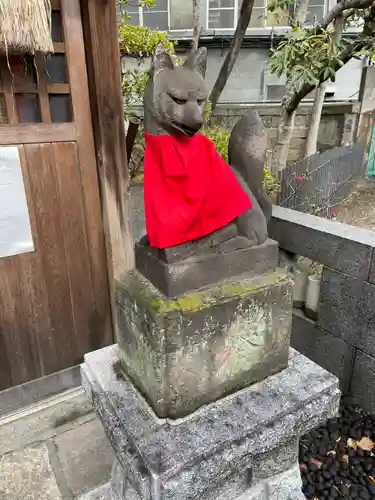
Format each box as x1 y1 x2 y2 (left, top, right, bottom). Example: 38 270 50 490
278 142 366 218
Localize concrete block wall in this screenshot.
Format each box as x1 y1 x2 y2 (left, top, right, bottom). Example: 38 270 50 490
131 102 360 165
210 102 360 164
269 206 375 413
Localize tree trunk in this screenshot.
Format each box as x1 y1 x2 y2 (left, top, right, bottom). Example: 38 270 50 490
270 0 310 172
304 81 328 157
294 0 310 25
209 0 255 111
304 12 345 157
271 91 296 173
192 0 201 51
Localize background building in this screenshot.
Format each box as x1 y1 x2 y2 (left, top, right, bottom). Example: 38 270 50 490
118 0 366 103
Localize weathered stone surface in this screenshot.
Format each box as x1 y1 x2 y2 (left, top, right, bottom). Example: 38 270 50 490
291 310 355 393
350 350 375 414
0 389 93 455
369 250 375 284
107 460 304 500
0 365 81 418
148 223 240 264
135 238 279 297
82 345 340 500
54 418 114 496
115 268 293 418
270 206 374 279
77 483 113 500
318 267 375 358
0 444 62 500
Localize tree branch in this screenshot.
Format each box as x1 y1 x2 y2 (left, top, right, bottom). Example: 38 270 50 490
286 37 372 113
321 0 373 28
209 0 255 111
192 0 202 51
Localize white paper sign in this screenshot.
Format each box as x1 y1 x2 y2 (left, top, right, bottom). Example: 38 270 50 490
0 146 34 259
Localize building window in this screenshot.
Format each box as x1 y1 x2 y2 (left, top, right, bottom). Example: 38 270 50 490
122 0 194 31
119 0 328 32
208 0 326 29
304 0 327 24
170 0 194 29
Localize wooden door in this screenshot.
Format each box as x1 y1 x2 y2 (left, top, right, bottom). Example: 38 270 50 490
0 0 111 390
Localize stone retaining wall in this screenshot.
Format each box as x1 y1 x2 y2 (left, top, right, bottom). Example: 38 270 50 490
211 102 360 164
269 206 375 413
131 101 360 164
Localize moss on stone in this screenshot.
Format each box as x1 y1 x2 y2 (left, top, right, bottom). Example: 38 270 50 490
150 269 290 313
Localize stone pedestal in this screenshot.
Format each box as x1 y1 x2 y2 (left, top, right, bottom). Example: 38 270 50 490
116 266 293 419
81 345 340 500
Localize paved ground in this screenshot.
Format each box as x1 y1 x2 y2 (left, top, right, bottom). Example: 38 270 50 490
335 178 375 231
0 388 113 500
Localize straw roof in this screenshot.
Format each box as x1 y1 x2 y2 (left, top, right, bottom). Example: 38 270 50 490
0 0 53 54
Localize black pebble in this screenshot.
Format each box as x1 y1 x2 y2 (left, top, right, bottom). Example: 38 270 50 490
340 484 350 496
304 484 315 495
359 488 370 500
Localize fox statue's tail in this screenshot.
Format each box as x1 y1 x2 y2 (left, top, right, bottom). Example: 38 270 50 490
228 110 273 223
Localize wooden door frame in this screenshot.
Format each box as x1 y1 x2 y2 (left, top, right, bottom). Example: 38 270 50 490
80 0 134 313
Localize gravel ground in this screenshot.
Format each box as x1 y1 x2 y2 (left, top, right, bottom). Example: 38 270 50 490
300 399 375 500
334 180 375 231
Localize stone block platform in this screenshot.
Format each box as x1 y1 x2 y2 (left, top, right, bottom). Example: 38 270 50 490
116 268 293 419
81 345 340 500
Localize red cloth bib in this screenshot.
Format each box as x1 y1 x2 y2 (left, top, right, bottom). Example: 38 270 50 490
144 132 252 248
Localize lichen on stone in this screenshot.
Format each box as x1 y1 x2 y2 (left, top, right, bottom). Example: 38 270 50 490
150 270 290 313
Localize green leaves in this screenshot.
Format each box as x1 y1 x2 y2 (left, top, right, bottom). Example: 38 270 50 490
118 23 174 58
268 0 293 13
202 126 280 196
202 126 230 162
269 26 345 89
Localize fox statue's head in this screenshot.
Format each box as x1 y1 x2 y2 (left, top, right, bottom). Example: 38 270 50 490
144 45 208 137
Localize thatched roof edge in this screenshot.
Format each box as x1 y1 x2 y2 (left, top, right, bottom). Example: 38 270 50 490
0 0 53 55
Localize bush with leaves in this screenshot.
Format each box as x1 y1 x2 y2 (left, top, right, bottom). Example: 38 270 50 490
269 26 344 88
117 0 175 118
202 126 280 197
267 0 375 169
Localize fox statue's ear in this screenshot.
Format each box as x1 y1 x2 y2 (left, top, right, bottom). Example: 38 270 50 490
183 47 207 77
152 45 174 75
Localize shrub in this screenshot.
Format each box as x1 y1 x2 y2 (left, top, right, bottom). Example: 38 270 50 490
202 126 280 197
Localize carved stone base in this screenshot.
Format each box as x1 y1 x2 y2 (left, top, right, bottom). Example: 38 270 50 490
81 346 340 500
115 268 293 419
135 237 279 297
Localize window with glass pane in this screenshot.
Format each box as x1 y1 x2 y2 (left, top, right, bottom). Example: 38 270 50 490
15 94 42 123
209 0 235 29
208 8 235 28
52 10 63 42
0 95 7 124
45 54 68 84
143 0 168 30
170 0 194 29
49 94 72 123
238 0 267 27
143 11 168 29
209 0 235 7
305 3 325 24
249 7 266 26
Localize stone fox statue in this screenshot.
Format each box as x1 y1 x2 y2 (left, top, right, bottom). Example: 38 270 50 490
143 45 272 248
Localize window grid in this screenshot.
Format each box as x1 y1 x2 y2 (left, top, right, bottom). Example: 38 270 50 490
121 0 328 31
